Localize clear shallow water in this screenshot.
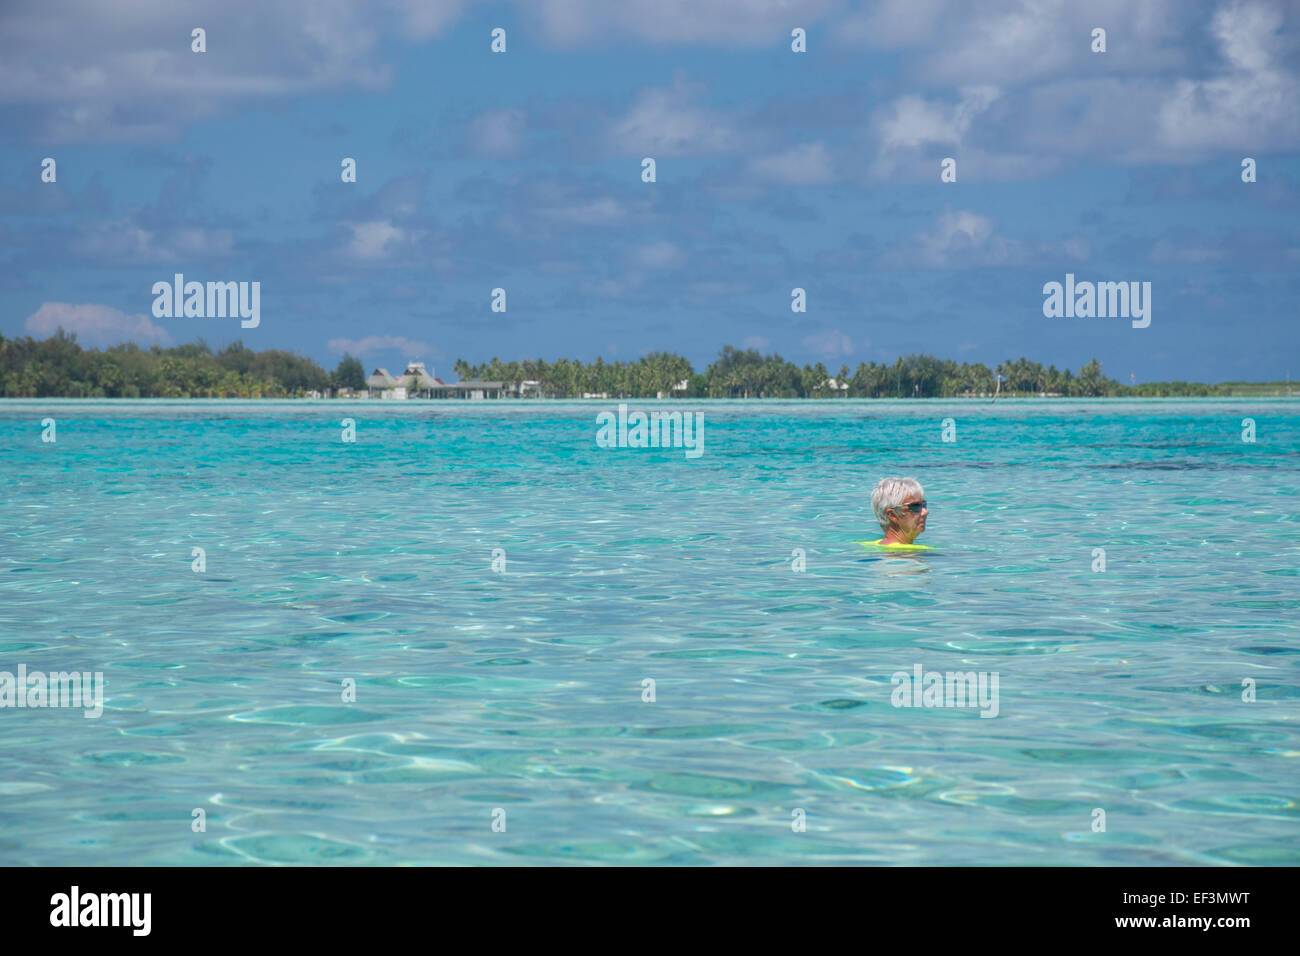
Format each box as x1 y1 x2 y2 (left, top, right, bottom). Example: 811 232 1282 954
1 398 1297 866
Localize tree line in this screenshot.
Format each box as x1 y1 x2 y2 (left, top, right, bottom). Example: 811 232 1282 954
0 331 364 398
454 348 1239 398
0 329 1277 398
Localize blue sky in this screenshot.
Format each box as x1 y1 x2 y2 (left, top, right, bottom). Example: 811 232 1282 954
1 0 1297 383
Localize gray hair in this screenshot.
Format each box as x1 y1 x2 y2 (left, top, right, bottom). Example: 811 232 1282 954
871 476 925 532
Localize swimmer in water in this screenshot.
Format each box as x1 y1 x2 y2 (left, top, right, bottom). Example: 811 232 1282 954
869 476 929 547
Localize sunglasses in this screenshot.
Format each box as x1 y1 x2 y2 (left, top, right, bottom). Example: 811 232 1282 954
892 501 927 514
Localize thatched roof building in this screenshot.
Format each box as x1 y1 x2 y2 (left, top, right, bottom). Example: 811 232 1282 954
366 368 398 390
396 362 441 395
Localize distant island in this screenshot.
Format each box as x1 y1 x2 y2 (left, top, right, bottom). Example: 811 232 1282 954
0 330 1292 399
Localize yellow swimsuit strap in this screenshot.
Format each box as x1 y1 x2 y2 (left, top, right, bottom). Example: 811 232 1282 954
857 539 934 551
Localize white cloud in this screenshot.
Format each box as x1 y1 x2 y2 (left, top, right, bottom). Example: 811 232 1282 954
388 0 471 37
1156 1 1299 152
544 197 626 225
748 142 835 184
4 0 1295 178
493 181 637 238
581 275 645 298
0 0 468 142
741 335 770 350
854 0 1300 172
893 209 1092 268
468 108 526 158
327 334 435 357
870 86 1002 179
923 209 997 256
526 0 840 47
802 329 854 358
25 302 172 347
841 0 1187 84
0 0 848 143
1150 237 1227 263
1214 0 1282 71
610 80 739 156
630 241 682 268
71 222 235 263
347 220 405 259
686 279 751 301
878 87 999 150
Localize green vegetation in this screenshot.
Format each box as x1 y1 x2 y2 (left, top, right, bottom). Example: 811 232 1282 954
0 330 355 398
453 351 694 398
0 329 1292 398
455 348 1292 398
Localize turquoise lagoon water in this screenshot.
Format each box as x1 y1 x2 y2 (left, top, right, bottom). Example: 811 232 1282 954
1 398 1297 866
